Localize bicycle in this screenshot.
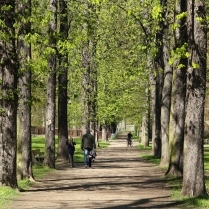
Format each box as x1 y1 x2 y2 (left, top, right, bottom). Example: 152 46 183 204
127 138 133 147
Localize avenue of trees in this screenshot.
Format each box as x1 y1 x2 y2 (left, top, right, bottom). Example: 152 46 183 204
0 0 208 198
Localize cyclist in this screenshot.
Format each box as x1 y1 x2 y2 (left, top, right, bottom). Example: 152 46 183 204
127 131 133 147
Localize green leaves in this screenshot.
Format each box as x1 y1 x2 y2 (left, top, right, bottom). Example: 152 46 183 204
169 43 190 69
152 5 162 19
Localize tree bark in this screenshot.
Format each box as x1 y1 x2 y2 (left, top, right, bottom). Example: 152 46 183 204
141 113 149 147
160 42 172 166
181 0 207 197
102 123 108 142
44 0 57 168
81 2 98 136
141 87 150 147
160 1 173 166
166 0 187 176
81 50 91 134
16 0 34 181
0 0 18 188
57 0 69 162
150 67 162 157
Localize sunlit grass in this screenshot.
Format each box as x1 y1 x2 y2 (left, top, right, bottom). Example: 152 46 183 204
32 164 53 179
98 141 110 148
140 154 161 164
31 136 109 164
137 143 209 208
18 179 32 191
137 143 152 151
204 147 209 172
169 175 209 209
0 186 19 208
1 136 109 208
32 135 59 152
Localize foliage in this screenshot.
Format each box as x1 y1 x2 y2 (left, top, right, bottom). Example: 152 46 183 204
95 1 150 126
28 0 153 128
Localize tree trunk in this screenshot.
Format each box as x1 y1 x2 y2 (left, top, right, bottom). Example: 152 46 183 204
141 86 150 147
150 68 162 157
44 0 57 168
160 1 173 166
166 0 187 176
57 0 69 162
152 0 168 157
81 2 98 136
154 67 163 157
45 66 56 168
102 123 108 142
16 0 34 181
0 0 18 188
141 113 149 147
81 48 91 134
181 0 207 197
160 42 172 166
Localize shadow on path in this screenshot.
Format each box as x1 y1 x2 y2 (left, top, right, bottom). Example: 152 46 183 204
8 138 185 209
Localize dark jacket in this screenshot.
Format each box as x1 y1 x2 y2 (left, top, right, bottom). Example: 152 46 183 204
127 132 132 140
66 140 76 154
81 131 95 150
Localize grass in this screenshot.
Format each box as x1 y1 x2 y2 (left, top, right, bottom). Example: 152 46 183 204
0 164 54 207
137 144 209 208
31 135 110 164
0 135 109 208
32 135 58 152
0 186 18 208
6 137 209 208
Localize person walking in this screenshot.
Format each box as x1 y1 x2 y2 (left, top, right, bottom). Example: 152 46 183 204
81 129 96 168
66 137 76 167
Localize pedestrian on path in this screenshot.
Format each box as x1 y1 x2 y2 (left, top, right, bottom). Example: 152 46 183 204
66 137 76 167
81 129 96 168
127 131 133 147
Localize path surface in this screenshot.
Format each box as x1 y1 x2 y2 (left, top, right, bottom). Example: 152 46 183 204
8 136 184 209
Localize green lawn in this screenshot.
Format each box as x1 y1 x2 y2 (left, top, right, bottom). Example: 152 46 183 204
1 140 208 208
138 144 209 208
0 136 109 207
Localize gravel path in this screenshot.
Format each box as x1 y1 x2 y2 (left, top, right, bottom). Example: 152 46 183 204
8 137 184 209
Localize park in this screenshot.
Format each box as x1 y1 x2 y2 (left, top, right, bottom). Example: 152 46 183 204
0 0 209 208
1 134 192 208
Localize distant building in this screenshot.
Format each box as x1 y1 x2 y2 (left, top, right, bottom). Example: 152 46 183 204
117 120 135 132
126 124 135 132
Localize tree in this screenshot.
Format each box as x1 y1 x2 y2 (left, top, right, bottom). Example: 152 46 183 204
56 0 69 162
160 0 173 167
44 0 57 168
17 0 34 180
181 0 207 197
166 0 187 176
81 2 98 135
95 1 148 136
140 88 150 147
0 0 18 188
152 4 165 157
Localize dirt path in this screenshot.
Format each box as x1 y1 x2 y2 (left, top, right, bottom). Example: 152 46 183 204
8 138 184 209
